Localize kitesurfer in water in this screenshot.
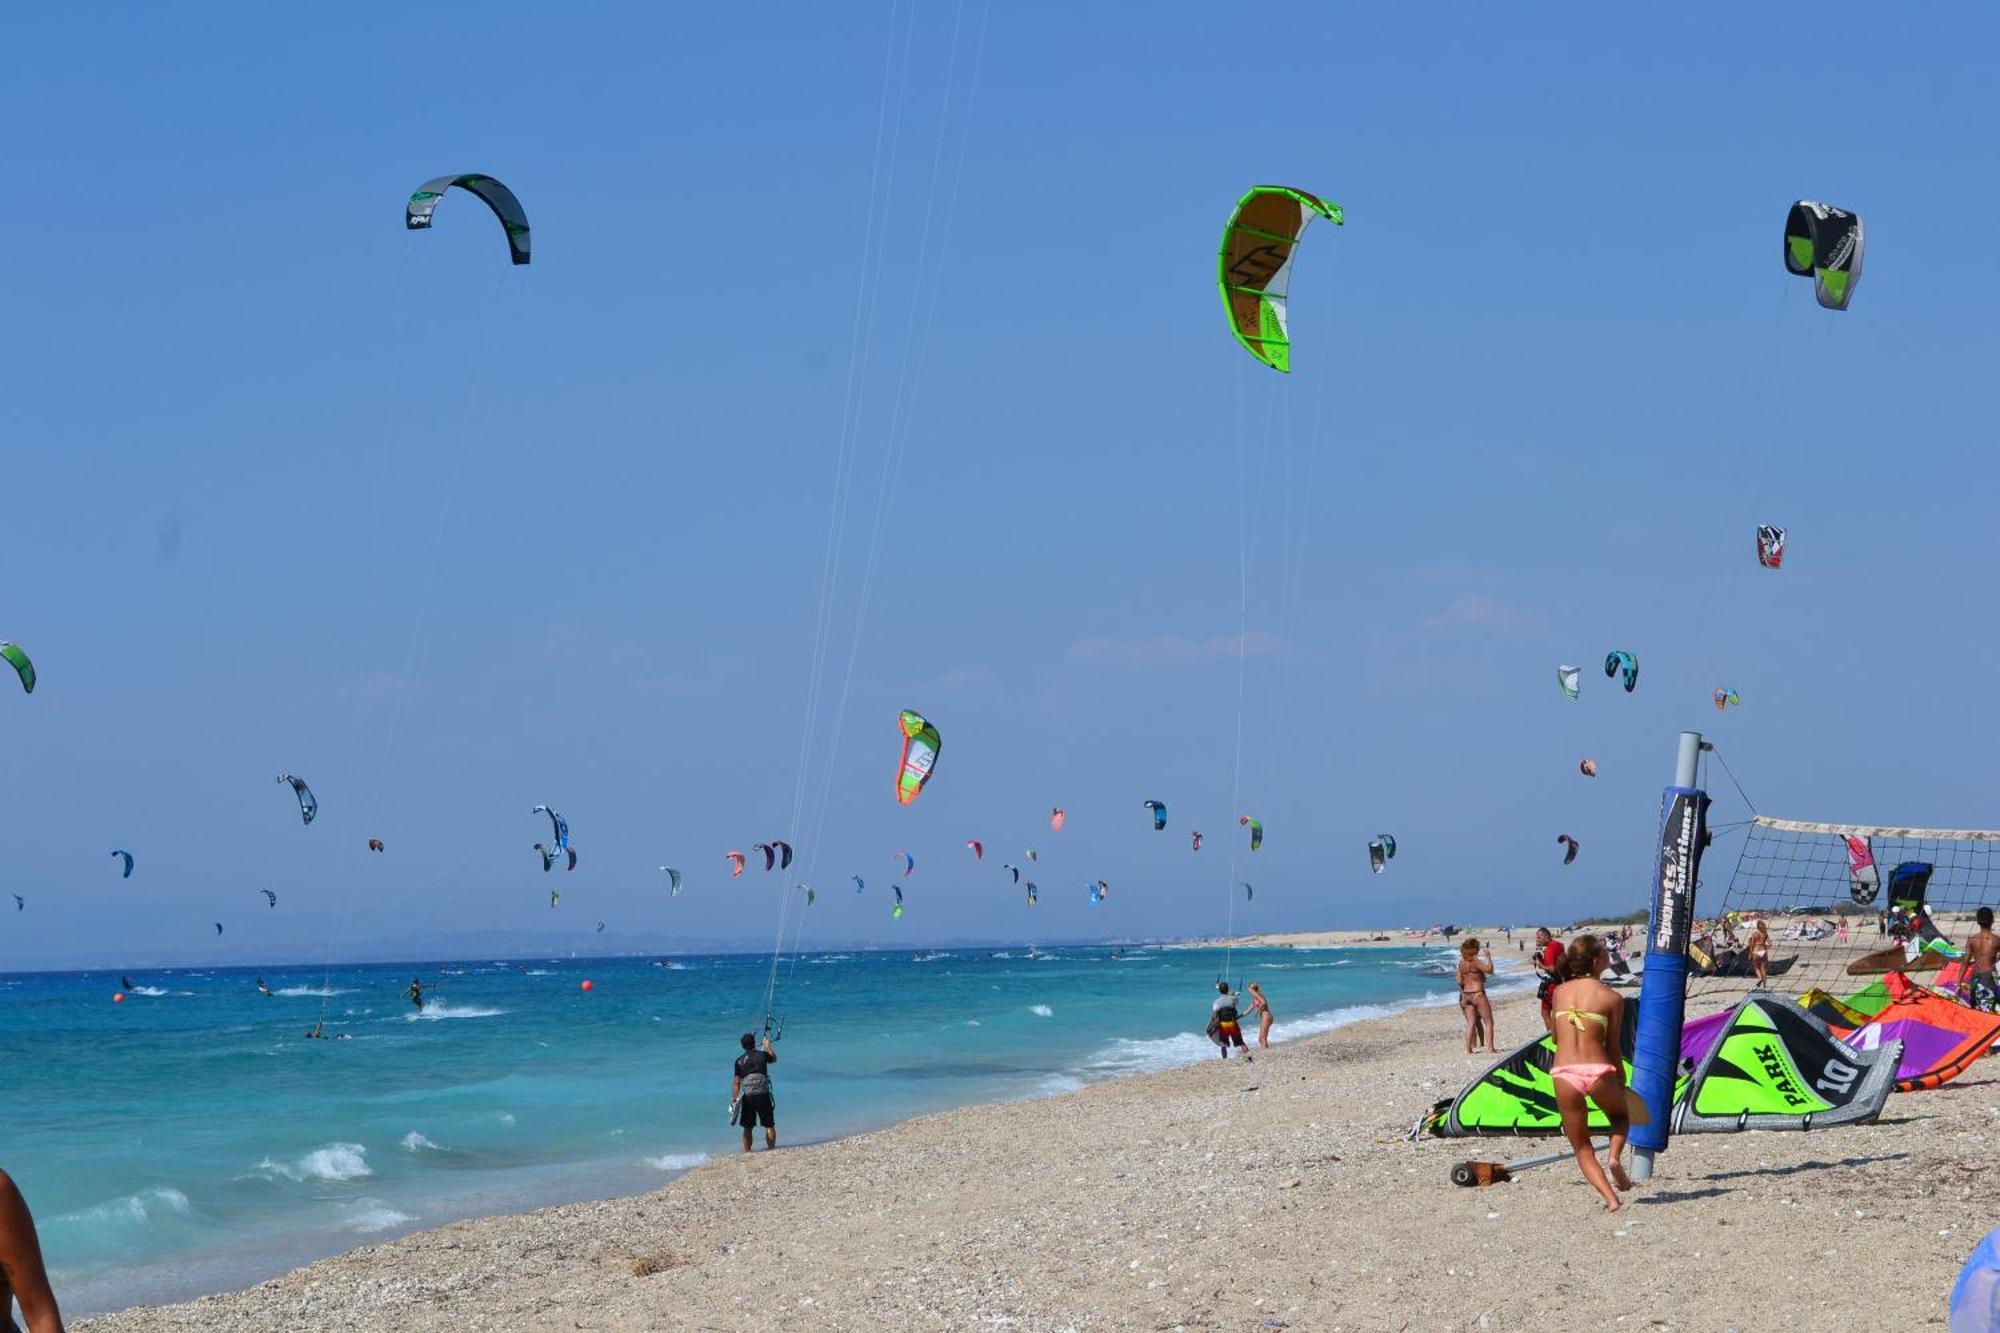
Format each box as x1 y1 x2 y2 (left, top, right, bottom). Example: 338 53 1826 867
1966 908 2000 1012
732 1033 778 1152
120 975 133 992
0 1166 65 1332
256 977 272 998
1244 981 1275 1049
1206 982 1252 1061
405 978 425 1012
1547 935 1642 1212
1456 939 1498 1055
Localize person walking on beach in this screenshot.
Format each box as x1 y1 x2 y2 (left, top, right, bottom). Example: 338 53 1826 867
1547 935 1644 1213
1207 981 1252 1061
1533 927 1564 1031
0 1167 65 1332
1965 908 2000 1012
1245 981 1275 1049
1748 919 1771 987
733 1033 778 1152
1457 938 1498 1055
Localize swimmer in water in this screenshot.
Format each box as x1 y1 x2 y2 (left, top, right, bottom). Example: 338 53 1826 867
404 977 425 1012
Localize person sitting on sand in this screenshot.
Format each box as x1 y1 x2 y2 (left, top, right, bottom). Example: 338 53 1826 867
1547 935 1647 1213
1966 908 2000 1012
1244 981 1275 1049
0 1167 65 1332
1207 982 1252 1062
733 1033 779 1152
1457 938 1498 1055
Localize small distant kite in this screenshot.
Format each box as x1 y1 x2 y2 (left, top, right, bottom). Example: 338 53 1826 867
896 850 915 878
1558 834 1580 866
896 710 941 806
214 922 223 935
261 890 277 907
773 841 794 871
406 173 531 265
534 843 555 872
803 886 816 907
112 850 134 879
1191 831 1204 852
1240 815 1263 852
1088 881 1104 906
550 890 561 908
1784 201 1863 310
1025 881 1039 907
1368 835 1396 874
0 642 35 694
367 839 385 853
276 774 317 826
532 806 570 852
11 894 22 911
892 885 905 920
596 921 606 934
1050 808 1066 832
726 851 746 879
1756 525 1787 570
1713 688 1741 713
1579 758 1598 778
660 867 684 895
965 839 983 860
1242 881 1254 903
1143 800 1168 831
1025 849 1039 863
1003 864 1020 884
1557 665 1581 701
852 875 866 893
754 843 777 873
1604 651 1638 694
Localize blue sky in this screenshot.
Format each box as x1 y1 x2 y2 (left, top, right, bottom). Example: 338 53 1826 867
2 2 1996 968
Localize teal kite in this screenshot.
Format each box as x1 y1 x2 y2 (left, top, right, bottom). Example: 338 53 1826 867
1143 801 1167 831
1604 651 1638 693
407 174 530 265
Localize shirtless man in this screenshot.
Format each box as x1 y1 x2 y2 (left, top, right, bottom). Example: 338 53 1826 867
1965 908 2000 1012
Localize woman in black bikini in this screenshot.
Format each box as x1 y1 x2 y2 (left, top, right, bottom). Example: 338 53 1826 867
1456 938 1497 1055
0 1167 65 1332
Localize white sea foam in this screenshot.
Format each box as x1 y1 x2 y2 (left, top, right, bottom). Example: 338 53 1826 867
257 1143 372 1183
343 1201 415 1233
400 1132 443 1153
403 1003 505 1022
1029 1004 1054 1018
645 1152 711 1172
524 969 552 976
58 1187 190 1227
275 986 354 998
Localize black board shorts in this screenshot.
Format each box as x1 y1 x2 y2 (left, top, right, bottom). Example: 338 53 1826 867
739 1092 775 1129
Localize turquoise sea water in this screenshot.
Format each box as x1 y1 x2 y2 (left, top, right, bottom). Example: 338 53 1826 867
1 944 1486 1315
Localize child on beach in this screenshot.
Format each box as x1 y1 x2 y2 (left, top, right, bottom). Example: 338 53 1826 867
0 1167 65 1332
1456 938 1497 1055
1965 908 2000 1012
1547 935 1646 1213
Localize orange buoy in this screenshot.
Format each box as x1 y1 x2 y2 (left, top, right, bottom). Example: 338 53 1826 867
580 979 594 992
113 992 126 1003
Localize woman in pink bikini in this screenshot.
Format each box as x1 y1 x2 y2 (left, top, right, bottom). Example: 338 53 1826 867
1546 934 1648 1212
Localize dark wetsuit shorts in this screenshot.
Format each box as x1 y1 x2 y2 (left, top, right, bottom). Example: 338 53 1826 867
739 1092 775 1129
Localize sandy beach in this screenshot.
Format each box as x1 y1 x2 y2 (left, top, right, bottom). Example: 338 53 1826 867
75 927 1989 1332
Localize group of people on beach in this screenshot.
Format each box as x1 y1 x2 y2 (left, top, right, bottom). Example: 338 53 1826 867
1206 979 1274 1058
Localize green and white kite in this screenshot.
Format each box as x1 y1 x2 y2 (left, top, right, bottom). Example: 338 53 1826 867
1218 186 1342 372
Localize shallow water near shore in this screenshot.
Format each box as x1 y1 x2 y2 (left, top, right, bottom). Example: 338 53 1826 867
1 943 1485 1314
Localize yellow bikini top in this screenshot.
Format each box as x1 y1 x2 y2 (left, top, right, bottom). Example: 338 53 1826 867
1552 1007 1608 1032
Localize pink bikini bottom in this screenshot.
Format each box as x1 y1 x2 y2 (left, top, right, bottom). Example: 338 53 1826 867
1550 1062 1617 1095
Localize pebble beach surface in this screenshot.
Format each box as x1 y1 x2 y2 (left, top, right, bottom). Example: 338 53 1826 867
77 939 1987 1333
